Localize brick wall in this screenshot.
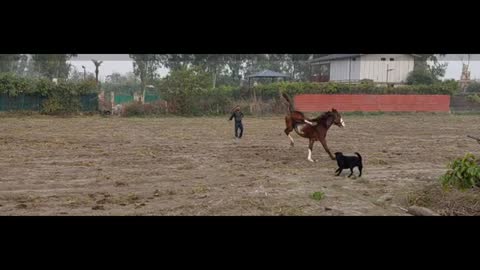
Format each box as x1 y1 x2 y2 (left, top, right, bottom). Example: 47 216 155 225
294 94 451 112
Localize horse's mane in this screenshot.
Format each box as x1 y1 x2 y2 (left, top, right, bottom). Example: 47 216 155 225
312 111 333 123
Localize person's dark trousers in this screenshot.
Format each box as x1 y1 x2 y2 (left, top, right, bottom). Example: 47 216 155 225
235 121 243 138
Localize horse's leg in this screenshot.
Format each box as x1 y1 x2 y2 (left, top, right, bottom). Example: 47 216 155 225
308 138 316 162
285 116 295 147
319 138 336 160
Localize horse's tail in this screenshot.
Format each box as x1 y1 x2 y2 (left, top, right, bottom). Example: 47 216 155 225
281 92 293 113
355 152 362 161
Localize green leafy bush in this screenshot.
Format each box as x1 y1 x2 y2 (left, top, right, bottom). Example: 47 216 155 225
40 80 98 115
467 94 480 104
440 153 480 190
158 66 212 115
0 74 98 114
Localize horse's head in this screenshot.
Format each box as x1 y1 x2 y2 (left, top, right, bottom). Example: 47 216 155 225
330 108 345 128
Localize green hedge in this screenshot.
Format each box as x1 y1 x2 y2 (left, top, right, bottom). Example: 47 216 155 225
1 72 461 115
0 73 98 96
0 73 99 114
252 81 460 99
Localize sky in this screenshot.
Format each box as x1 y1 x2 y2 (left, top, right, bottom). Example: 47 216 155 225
68 54 480 82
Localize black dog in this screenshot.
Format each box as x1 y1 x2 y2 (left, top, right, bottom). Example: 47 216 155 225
334 152 363 177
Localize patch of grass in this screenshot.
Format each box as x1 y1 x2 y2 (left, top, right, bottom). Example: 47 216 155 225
177 164 196 170
277 207 305 216
126 193 140 203
357 178 369 184
191 186 209 194
404 184 480 216
311 191 325 201
451 111 480 115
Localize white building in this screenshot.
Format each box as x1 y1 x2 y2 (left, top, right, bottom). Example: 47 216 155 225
310 54 419 85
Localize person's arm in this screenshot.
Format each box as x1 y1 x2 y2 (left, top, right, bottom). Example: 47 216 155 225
229 112 234 120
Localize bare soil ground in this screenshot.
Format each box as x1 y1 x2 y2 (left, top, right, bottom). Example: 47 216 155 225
1 113 480 216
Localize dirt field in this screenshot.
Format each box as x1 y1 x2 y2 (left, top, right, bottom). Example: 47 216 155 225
1 113 480 216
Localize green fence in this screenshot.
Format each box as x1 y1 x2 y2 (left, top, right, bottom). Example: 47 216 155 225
0 94 98 112
80 94 99 111
114 95 134 104
0 94 47 111
145 94 161 103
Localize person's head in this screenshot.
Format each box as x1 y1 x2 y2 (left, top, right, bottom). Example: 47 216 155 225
234 106 240 112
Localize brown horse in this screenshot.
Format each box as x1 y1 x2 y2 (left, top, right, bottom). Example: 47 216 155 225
282 93 345 162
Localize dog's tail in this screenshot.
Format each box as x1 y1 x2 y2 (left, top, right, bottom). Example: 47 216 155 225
355 152 362 161
281 92 293 113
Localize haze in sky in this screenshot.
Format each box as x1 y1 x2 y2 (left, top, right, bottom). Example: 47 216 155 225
68 54 480 82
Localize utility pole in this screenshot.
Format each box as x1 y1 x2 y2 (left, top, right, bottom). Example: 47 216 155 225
386 64 394 86
82 65 86 80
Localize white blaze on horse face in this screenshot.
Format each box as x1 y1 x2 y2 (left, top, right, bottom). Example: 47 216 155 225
308 149 314 162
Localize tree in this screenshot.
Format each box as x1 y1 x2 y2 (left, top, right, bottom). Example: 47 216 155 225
158 54 320 87
15 54 30 76
406 69 437 85
160 66 211 114
105 72 123 83
129 54 163 100
91 59 103 83
31 54 76 79
69 67 94 81
0 54 25 74
413 54 448 82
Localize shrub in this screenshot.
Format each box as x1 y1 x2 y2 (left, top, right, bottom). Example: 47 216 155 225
40 80 98 115
158 66 212 115
406 69 438 85
466 82 480 93
440 153 480 190
122 100 168 117
123 101 146 117
467 94 480 104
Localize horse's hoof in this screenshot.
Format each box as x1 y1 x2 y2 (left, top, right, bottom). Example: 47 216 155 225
308 159 315 163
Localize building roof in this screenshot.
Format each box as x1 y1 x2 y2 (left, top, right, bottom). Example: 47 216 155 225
246 69 290 78
310 54 362 63
310 54 421 63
